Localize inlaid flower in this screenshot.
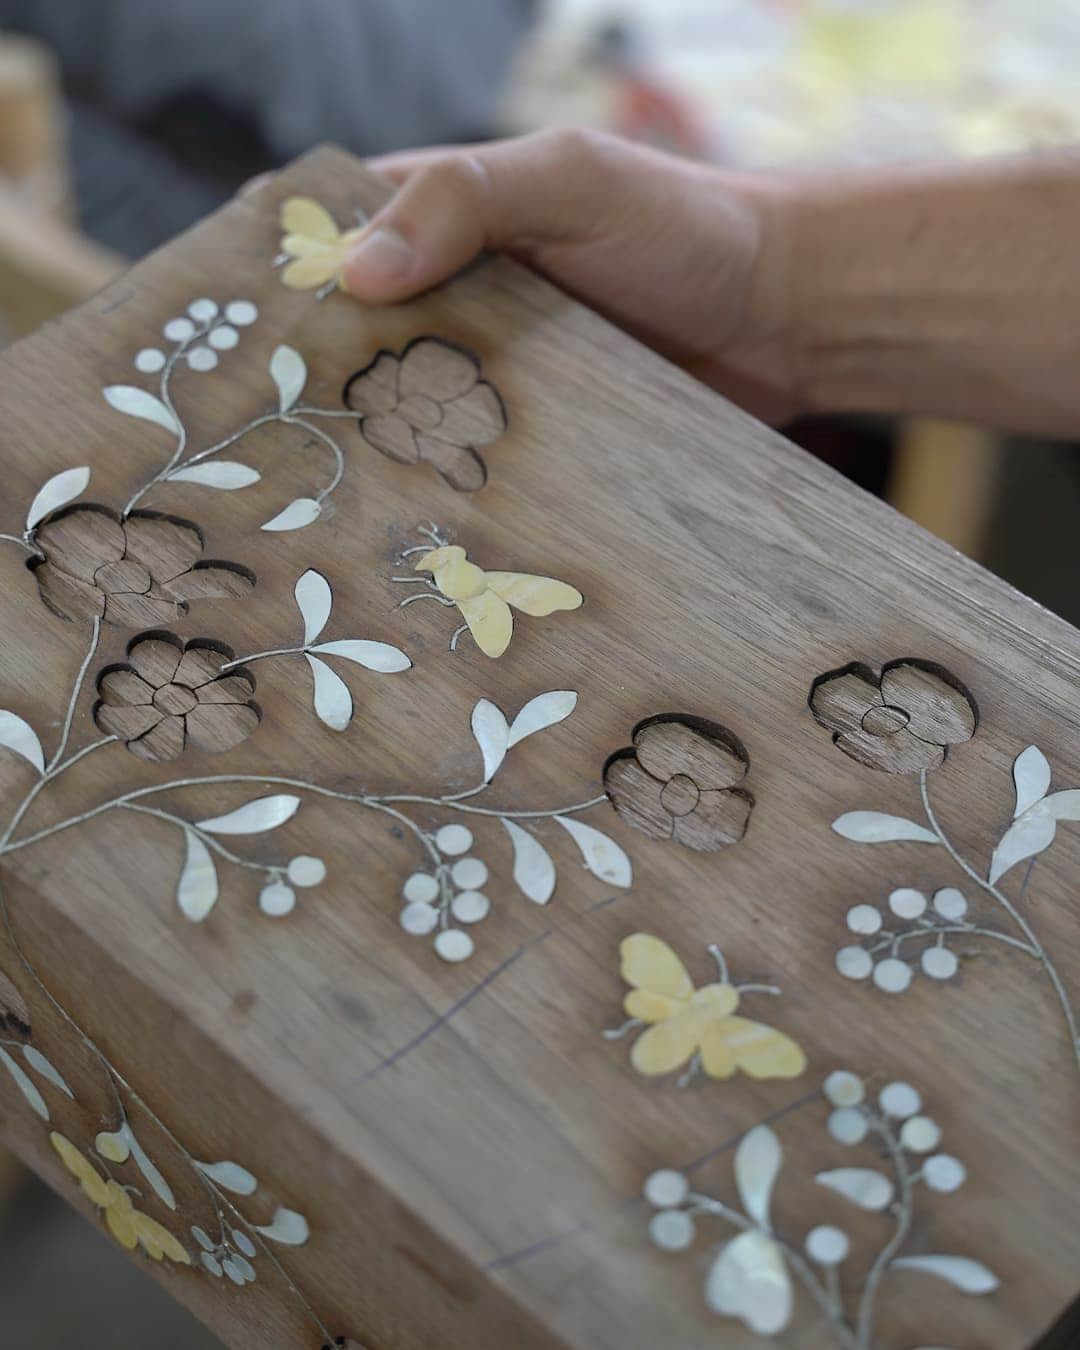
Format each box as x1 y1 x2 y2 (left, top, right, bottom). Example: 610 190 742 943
810 660 976 775
344 337 506 491
29 506 254 626
604 716 753 851
94 633 259 762
50 1132 190 1264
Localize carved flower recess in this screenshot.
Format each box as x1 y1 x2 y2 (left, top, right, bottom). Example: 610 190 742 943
344 337 506 491
810 660 976 774
604 716 753 851
94 633 259 761
30 506 254 626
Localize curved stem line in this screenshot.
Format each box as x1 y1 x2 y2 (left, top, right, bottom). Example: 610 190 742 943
0 776 608 857
282 416 345 502
219 646 304 672
121 333 196 515
50 617 102 771
919 769 1080 1069
0 533 35 553
855 1115 913 1346
118 803 274 874
867 924 1038 960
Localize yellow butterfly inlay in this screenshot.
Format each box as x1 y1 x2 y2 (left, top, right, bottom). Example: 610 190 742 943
395 528 583 659
277 196 365 292
50 1131 191 1264
612 934 806 1084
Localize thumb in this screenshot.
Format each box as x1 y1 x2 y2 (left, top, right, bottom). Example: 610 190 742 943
343 132 608 303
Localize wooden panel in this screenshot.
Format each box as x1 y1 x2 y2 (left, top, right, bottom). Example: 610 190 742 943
0 145 1077 1350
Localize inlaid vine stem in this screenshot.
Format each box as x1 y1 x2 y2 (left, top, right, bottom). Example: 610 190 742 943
919 770 1080 1069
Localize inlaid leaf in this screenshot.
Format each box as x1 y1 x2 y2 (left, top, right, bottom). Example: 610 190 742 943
0 712 44 774
832 812 938 845
270 345 306 412
22 1046 73 1098
312 639 411 672
988 809 1056 885
253 1206 309 1246
1044 790 1080 821
554 816 632 887
735 1124 781 1229
1012 745 1051 819
177 830 219 922
815 1167 894 1211
295 569 332 645
129 1128 176 1210
168 462 261 489
704 1229 792 1335
471 699 509 782
892 1254 998 1294
506 690 578 749
193 1159 258 1195
305 654 352 732
26 467 91 532
261 498 321 532
103 385 181 436
0 1046 48 1120
197 795 300 835
501 820 556 904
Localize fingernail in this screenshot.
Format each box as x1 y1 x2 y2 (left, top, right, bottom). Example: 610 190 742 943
345 226 415 287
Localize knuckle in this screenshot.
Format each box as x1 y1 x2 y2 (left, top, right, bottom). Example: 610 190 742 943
531 125 610 169
415 154 491 205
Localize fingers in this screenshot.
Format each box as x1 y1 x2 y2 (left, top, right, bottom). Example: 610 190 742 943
343 129 621 303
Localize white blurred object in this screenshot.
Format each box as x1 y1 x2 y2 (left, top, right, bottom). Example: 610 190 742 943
503 1 1080 166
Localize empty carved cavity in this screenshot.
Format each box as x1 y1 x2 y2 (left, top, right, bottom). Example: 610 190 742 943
604 714 753 852
93 630 260 762
28 504 254 625
809 658 977 775
343 336 506 491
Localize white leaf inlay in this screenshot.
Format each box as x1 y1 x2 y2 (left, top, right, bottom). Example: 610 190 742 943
103 385 181 437
704 1229 792 1335
0 712 44 774
295 569 332 645
305 654 352 732
128 1127 176 1210
312 639 411 672
554 816 632 887
892 1254 999 1294
261 498 321 532
0 1046 48 1120
506 690 578 749
989 808 1057 885
177 830 219 922
471 699 509 782
1012 745 1051 819
735 1124 782 1229
26 467 91 532
253 1206 309 1246
197 795 300 835
815 1167 894 1211
168 461 261 489
1044 789 1080 821
22 1046 73 1098
193 1159 258 1195
501 819 556 904
269 345 307 412
832 812 939 845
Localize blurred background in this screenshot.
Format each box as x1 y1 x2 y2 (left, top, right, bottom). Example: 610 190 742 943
0 0 1076 1345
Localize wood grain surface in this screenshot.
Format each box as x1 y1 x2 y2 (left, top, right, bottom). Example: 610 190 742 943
0 146 1077 1350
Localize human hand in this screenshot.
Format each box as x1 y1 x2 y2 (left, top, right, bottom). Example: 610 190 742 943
343 130 802 425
